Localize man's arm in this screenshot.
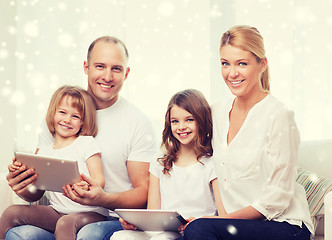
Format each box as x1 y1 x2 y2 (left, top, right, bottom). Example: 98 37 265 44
63 161 150 210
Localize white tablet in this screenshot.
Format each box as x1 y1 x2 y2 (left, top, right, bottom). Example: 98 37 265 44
114 209 188 232
14 151 80 192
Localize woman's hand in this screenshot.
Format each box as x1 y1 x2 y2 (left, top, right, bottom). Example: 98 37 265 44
119 217 137 230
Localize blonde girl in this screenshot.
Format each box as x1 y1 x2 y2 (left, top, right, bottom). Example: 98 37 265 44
0 85 107 240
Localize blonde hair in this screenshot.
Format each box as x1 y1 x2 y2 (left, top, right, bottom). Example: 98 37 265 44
46 85 98 137
220 25 270 92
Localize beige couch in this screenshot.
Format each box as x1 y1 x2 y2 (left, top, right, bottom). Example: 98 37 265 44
296 139 332 240
1 140 331 239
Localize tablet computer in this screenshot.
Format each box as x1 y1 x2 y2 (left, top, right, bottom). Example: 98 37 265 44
114 209 188 232
14 151 80 192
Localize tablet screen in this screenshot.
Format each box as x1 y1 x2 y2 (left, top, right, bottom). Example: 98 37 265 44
15 151 80 192
114 209 187 232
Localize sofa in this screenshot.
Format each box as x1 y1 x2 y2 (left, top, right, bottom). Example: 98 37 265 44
1 139 332 239
296 139 332 240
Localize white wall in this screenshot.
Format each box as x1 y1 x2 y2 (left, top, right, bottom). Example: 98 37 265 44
1 0 332 172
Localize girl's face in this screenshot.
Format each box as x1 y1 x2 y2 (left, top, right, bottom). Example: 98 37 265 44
170 105 197 146
219 44 267 98
54 96 83 140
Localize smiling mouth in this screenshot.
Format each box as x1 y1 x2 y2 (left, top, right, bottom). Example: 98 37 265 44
178 132 191 137
59 123 72 129
229 80 244 86
98 83 113 89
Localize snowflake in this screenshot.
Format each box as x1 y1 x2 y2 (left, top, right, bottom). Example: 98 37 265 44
227 225 238 235
24 21 39 37
57 32 74 48
158 1 175 17
0 49 9 59
28 185 37 194
10 90 26 106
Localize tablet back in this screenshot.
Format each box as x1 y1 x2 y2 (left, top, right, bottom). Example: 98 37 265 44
114 209 187 232
15 151 80 192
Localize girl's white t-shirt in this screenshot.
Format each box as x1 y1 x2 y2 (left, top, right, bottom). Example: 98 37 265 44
38 136 108 216
149 156 217 219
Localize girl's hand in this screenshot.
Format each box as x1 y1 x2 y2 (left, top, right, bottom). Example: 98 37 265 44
119 217 137 230
62 173 105 206
178 217 195 234
8 157 22 172
71 180 89 197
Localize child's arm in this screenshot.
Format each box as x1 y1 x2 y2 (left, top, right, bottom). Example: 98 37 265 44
147 173 161 209
86 153 105 188
211 178 227 217
119 173 161 230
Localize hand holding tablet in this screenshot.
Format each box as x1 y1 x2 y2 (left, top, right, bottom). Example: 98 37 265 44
114 209 188 232
14 151 80 192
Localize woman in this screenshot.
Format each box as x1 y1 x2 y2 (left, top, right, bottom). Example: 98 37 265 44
183 25 314 240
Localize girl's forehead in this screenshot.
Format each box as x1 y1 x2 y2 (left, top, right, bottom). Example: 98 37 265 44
58 96 81 110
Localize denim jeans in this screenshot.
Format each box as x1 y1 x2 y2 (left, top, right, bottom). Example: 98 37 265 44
182 218 311 240
5 216 122 240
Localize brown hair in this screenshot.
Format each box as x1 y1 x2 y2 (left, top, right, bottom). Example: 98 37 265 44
159 89 213 174
46 85 98 137
220 25 270 92
87 36 129 64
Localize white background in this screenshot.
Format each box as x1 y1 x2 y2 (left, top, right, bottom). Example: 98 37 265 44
1 0 332 173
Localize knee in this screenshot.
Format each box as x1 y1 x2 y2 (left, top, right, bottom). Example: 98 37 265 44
0 205 25 225
183 218 207 240
76 222 98 240
55 214 74 231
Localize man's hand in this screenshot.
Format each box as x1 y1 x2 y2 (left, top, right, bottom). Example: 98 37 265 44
62 173 105 206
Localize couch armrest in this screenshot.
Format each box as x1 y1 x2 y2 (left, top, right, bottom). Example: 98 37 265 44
324 191 332 240
0 172 13 215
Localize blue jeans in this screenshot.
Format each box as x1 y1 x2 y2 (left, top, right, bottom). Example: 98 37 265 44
182 218 311 240
5 217 122 240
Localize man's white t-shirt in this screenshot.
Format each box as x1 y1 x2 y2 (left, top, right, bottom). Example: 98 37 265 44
38 136 108 216
38 97 158 216
149 156 217 219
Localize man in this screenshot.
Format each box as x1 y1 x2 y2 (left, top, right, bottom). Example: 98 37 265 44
4 36 157 239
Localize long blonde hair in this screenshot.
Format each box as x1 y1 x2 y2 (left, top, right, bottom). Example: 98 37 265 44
46 85 98 137
220 25 270 92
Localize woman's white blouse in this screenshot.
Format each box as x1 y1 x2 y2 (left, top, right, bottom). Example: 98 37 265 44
212 95 314 233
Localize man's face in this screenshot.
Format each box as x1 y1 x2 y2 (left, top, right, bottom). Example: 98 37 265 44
84 41 130 109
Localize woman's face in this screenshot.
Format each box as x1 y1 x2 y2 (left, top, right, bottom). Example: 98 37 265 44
219 44 267 98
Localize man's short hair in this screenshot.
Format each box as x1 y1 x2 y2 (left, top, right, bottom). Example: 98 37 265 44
87 36 129 63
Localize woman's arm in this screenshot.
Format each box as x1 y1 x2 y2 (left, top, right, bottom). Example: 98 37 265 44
250 108 300 220
207 179 264 220
86 153 105 188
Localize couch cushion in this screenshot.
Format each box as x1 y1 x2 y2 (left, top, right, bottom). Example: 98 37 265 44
296 168 332 231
